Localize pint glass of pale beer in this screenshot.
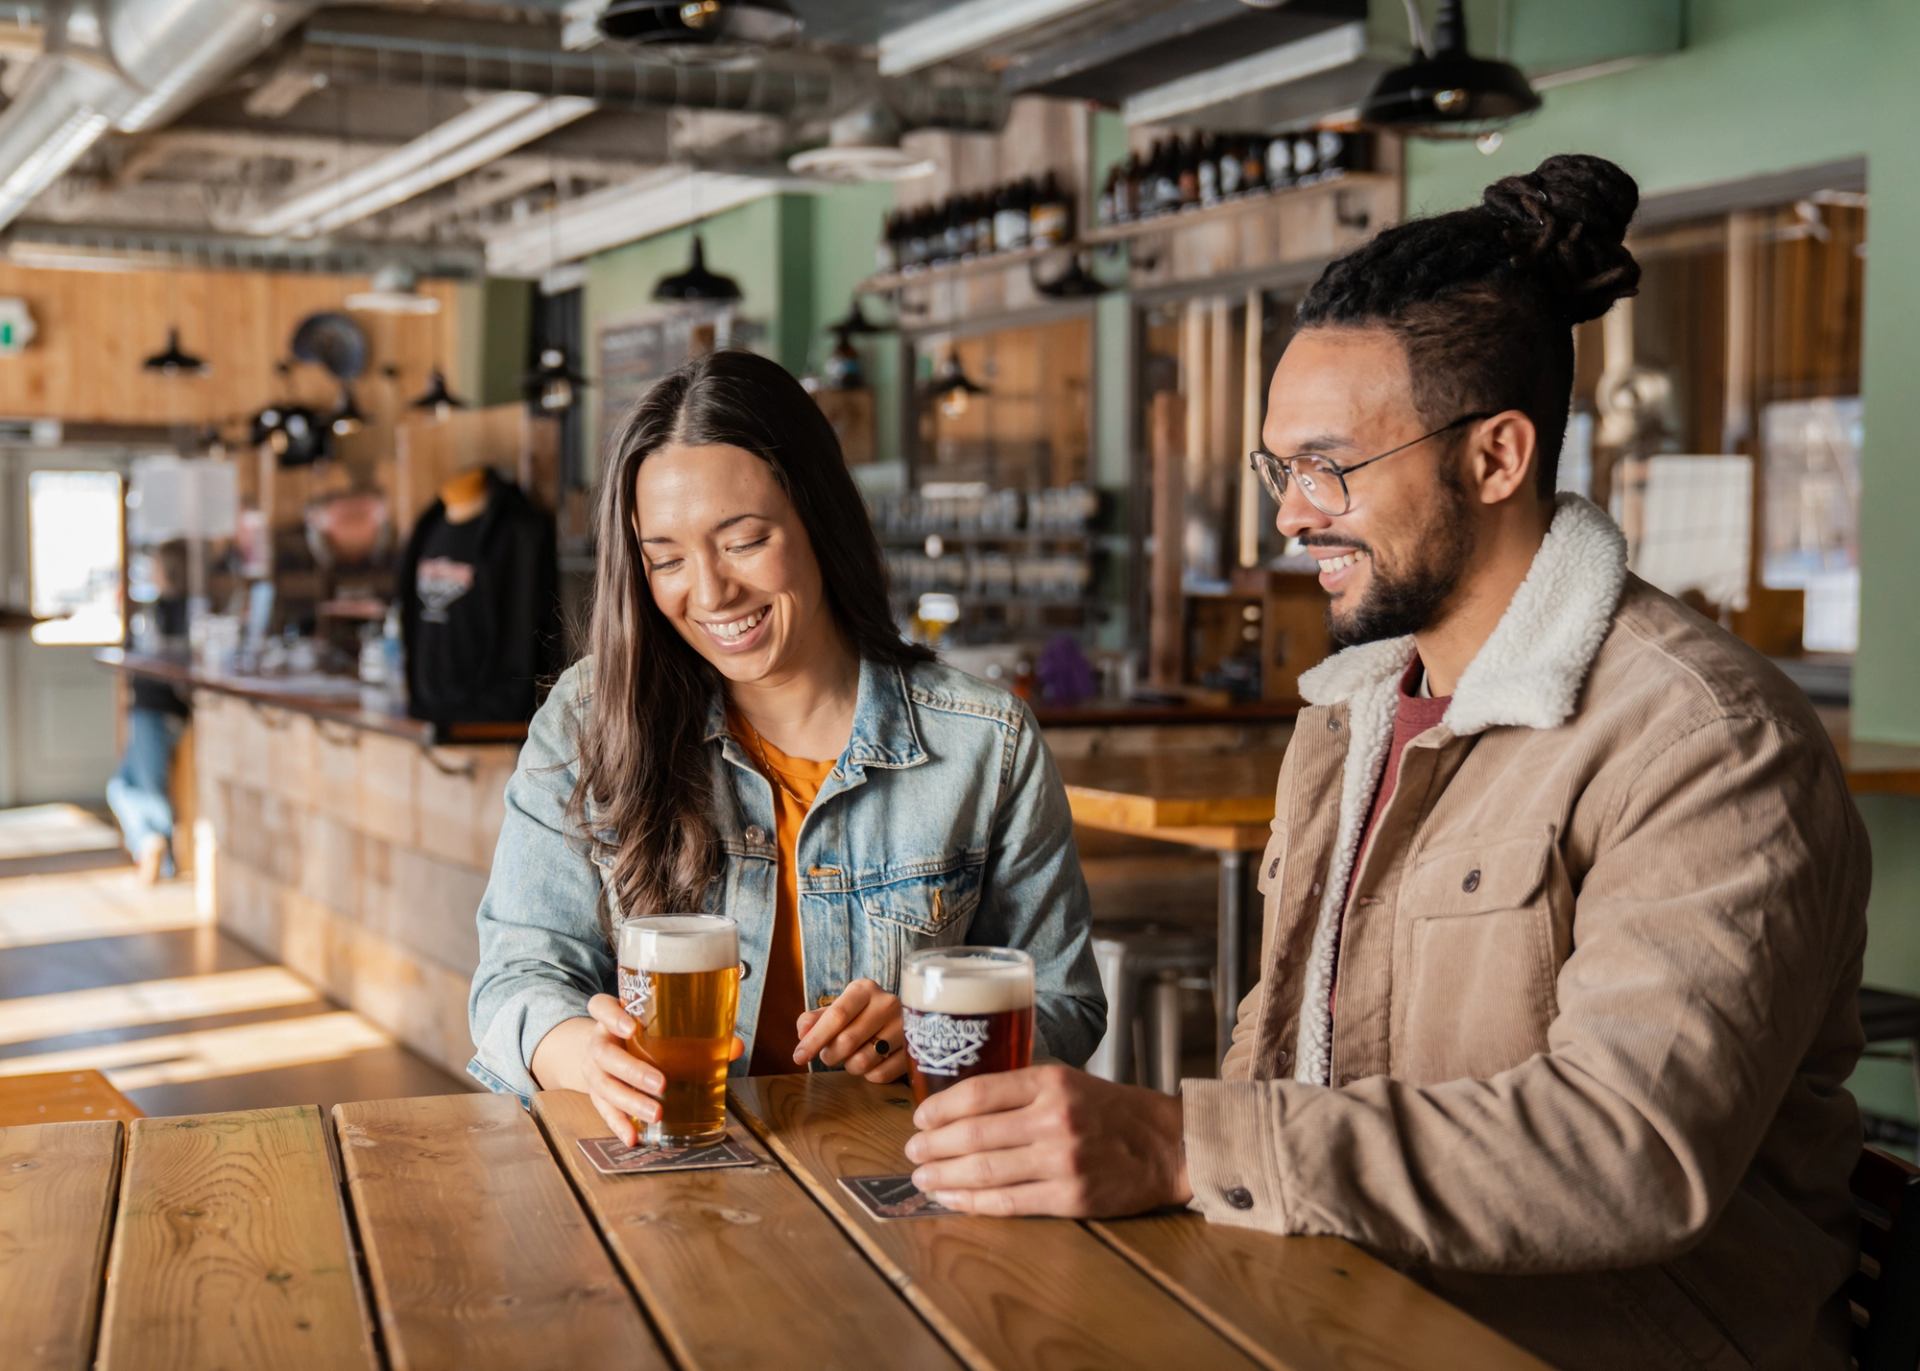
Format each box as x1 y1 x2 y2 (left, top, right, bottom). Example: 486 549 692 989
616 914 739 1146
900 946 1036 1106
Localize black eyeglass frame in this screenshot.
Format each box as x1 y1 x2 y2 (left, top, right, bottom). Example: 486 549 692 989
1248 410 1499 515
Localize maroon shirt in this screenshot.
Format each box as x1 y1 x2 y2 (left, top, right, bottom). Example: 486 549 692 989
1333 659 1450 1012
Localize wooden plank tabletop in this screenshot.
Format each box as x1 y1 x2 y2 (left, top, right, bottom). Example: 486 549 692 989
1091 1214 1547 1371
1 1120 122 1371
4 1083 1542 1370
96 1106 374 1371
332 1092 665 1371
730 1073 1264 1371
1059 750 1286 832
534 1088 961 1371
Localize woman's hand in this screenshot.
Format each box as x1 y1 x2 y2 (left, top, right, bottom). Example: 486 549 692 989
793 978 910 1083
533 995 744 1147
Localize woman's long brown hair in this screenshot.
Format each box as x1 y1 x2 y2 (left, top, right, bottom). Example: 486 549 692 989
567 349 932 925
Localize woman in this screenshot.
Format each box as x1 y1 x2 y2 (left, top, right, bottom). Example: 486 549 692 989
468 349 1105 1144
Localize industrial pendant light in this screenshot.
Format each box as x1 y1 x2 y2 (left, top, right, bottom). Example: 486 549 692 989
328 380 366 437
1360 0 1541 138
826 296 889 337
599 0 800 50
651 233 742 306
410 367 467 420
525 345 588 414
927 350 988 420
142 326 209 377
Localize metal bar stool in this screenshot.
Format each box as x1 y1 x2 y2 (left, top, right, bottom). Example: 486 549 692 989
1087 927 1216 1094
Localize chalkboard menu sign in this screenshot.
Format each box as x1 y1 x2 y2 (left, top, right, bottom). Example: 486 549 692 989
596 311 766 444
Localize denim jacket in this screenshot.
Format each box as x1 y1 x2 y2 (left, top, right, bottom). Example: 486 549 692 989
468 654 1106 1102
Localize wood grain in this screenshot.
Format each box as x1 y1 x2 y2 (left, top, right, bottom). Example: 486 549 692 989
730 1074 1260 1371
0 1120 122 1371
332 1092 664 1371
533 1088 960 1371
96 1106 374 1371
1090 1216 1548 1371
1057 750 1287 830
0 1069 142 1127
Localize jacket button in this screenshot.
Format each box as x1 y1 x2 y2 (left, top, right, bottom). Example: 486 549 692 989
1266 856 1281 879
745 825 768 845
1224 1186 1255 1210
815 992 837 1008
739 960 753 981
1275 1049 1291 1069
1462 868 1481 893
1327 715 1341 732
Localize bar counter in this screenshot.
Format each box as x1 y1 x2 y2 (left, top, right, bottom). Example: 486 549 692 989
100 650 524 1080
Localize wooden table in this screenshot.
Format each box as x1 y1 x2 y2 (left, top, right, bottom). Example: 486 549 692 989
1060 750 1286 1058
2 1075 1544 1371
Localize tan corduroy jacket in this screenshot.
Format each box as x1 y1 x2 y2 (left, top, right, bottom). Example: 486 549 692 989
1182 496 1870 1371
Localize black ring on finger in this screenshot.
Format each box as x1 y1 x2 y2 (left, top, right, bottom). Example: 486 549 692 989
871 1034 891 1057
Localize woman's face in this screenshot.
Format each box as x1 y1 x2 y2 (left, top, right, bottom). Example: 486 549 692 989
634 442 832 688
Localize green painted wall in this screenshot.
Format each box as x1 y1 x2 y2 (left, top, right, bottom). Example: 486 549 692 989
1402 0 1920 1130
580 196 787 472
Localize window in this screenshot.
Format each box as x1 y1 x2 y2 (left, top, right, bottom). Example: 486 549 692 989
28 469 124 646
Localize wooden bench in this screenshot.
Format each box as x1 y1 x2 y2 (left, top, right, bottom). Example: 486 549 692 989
0 1069 142 1128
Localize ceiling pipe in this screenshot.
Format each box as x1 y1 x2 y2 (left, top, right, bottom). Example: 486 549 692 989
0 0 320 231
293 19 1010 135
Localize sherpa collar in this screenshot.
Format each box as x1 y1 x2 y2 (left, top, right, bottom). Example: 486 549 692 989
1295 493 1628 737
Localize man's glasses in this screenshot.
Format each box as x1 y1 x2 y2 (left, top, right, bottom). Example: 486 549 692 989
1247 411 1496 517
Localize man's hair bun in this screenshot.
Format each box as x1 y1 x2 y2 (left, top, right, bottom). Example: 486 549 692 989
1480 153 1641 323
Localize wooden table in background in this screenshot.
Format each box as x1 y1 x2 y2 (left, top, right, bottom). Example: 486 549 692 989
1059 750 1287 1058
0 1075 1543 1371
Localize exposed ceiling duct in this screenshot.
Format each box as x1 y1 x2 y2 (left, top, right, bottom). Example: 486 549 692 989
0 0 321 231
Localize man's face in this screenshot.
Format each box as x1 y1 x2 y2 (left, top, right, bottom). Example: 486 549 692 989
1262 326 1477 645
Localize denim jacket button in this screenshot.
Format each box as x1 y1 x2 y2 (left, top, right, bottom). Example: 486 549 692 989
745 825 768 845
1224 1186 1255 1210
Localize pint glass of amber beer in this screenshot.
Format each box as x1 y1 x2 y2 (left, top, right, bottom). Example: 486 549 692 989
616 914 739 1146
900 946 1035 1106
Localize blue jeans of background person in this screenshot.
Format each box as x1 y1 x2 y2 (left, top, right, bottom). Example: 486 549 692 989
105 708 184 876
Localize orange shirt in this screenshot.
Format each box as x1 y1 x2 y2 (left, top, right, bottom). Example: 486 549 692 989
733 716 833 1077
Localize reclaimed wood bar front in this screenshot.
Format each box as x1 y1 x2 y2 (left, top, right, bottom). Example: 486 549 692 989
1 1075 1546 1371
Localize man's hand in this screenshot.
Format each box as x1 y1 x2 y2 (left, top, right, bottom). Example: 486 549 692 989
903 1064 1192 1217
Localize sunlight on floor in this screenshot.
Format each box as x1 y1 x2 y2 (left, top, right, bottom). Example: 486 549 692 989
0 1011 394 1091
0 803 122 860
0 869 203 949
0 966 322 1047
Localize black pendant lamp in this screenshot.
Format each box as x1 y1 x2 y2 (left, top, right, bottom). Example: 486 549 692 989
826 296 888 336
328 381 366 437
1361 0 1541 138
927 350 988 420
526 345 589 414
1033 253 1108 300
142 326 209 377
410 367 467 419
651 233 742 306
599 0 800 49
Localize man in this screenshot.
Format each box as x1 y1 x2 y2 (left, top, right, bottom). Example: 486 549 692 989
904 153 1869 1370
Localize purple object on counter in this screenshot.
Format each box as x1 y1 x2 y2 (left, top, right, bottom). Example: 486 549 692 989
1036 634 1097 706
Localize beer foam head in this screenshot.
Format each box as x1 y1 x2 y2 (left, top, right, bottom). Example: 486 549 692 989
902 949 1033 1015
620 915 737 973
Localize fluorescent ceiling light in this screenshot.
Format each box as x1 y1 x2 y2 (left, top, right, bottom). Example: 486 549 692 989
483 168 791 278
878 0 1105 77
1122 23 1369 125
248 93 594 237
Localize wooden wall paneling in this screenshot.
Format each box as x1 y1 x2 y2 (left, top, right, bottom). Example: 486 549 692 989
356 734 419 849
1148 390 1186 688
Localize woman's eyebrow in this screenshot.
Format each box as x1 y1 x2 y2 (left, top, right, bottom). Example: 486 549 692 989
640 511 769 545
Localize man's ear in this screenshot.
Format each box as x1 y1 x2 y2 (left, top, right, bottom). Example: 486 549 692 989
1466 410 1538 504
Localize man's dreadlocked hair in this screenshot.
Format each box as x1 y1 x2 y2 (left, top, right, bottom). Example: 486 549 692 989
1296 153 1642 498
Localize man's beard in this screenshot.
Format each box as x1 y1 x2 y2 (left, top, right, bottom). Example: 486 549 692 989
1327 469 1476 647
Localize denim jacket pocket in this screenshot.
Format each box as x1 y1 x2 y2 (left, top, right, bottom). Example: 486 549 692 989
856 856 985 988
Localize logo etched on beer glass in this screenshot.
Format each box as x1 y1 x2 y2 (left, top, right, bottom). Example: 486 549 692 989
900 947 1035 1107
616 915 739 1147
